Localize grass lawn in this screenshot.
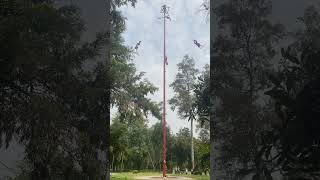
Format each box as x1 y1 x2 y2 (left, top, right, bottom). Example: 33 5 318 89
173 173 210 180
111 172 210 180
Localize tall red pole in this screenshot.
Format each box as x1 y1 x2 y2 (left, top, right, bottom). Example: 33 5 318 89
161 4 169 178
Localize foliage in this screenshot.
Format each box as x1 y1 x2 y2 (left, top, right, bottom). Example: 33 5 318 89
211 0 285 179
194 64 210 127
169 55 199 120
110 5 161 122
169 55 199 171
0 0 160 179
211 1 320 180
0 1 111 178
259 5 320 179
110 117 210 173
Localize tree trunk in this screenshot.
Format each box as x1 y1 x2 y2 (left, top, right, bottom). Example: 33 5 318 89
146 156 149 170
111 154 114 172
121 155 124 172
191 118 195 171
148 150 155 170
105 0 111 178
210 1 215 179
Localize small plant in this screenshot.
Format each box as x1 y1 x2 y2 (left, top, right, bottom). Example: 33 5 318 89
132 170 139 174
192 170 202 175
203 168 209 175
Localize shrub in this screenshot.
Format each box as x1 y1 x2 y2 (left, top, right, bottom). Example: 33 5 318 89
132 170 139 174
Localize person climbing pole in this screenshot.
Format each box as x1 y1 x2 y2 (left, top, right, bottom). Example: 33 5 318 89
193 40 202 48
134 40 142 51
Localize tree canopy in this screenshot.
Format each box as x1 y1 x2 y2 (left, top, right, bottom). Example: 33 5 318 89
211 1 320 179
0 0 161 179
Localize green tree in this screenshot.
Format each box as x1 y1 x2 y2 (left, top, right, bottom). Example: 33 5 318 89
148 122 172 171
261 5 320 179
107 0 138 175
110 5 161 122
194 64 210 174
173 128 192 169
194 64 210 127
109 0 163 172
0 1 111 178
110 115 130 172
0 0 158 179
211 0 284 178
169 55 199 171
194 135 210 174
126 119 149 170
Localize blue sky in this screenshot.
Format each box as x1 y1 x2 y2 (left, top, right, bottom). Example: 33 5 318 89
111 0 210 136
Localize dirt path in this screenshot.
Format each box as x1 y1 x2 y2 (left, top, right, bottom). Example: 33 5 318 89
134 176 192 180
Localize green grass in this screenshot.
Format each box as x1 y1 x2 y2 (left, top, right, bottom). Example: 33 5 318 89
111 171 210 180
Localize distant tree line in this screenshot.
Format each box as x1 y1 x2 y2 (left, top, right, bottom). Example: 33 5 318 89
110 116 209 173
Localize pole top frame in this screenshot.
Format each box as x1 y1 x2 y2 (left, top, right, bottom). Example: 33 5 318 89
159 4 171 20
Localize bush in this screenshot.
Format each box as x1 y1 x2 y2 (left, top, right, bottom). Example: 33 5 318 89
203 168 209 175
192 170 202 175
132 170 139 174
